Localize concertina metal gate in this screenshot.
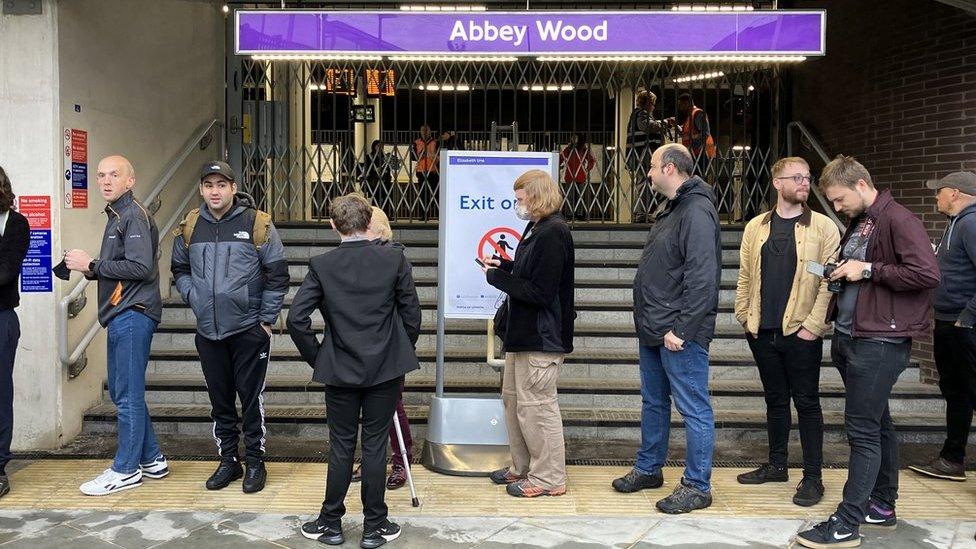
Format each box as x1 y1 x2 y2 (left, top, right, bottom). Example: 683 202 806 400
237 56 779 224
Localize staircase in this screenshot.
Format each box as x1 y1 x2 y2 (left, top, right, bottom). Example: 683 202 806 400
82 223 949 455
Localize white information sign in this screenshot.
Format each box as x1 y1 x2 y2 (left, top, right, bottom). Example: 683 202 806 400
439 150 558 319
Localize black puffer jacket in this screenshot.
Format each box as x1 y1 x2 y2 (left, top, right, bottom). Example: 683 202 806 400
633 177 721 349
486 214 575 353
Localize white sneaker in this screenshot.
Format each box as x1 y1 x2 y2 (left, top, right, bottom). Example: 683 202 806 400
140 456 170 479
80 468 143 496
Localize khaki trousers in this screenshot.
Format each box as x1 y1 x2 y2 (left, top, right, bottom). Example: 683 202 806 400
502 351 567 489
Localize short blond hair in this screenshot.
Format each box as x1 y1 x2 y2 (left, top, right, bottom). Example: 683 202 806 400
636 89 657 110
514 169 562 218
369 206 393 241
819 154 874 191
771 156 810 178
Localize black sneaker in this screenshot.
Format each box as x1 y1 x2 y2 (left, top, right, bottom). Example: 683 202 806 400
611 468 663 493
0 475 9 498
862 498 896 529
736 463 789 485
793 478 825 507
301 517 344 545
243 460 267 494
206 460 243 490
361 521 401 549
655 477 712 514
796 515 860 548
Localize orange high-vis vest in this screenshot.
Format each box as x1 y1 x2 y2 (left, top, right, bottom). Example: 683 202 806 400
413 138 439 173
682 106 717 159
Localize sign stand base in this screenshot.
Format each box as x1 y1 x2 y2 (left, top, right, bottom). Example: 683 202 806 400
421 395 510 476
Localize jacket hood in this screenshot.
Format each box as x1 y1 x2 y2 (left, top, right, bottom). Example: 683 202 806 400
199 191 257 222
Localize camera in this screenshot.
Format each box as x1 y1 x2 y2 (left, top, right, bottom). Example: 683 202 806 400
823 262 846 293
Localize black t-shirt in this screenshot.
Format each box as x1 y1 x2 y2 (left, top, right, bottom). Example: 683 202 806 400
759 212 799 330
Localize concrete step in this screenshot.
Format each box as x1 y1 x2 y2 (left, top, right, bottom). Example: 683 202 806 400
131 374 945 414
81 402 961 445
280 242 743 264
146 349 921 385
273 222 745 246
149 324 816 354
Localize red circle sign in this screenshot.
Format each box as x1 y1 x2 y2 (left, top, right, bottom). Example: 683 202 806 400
478 226 521 262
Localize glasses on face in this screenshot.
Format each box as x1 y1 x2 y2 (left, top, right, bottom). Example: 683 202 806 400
774 174 813 185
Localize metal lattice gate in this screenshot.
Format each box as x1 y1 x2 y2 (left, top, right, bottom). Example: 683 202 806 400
233 56 779 224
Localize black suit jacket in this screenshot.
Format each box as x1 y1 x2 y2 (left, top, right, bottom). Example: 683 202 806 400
286 239 421 387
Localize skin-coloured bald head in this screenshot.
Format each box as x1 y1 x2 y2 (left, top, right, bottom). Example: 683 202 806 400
96 155 136 203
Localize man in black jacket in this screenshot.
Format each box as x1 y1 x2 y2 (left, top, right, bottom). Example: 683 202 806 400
0 166 30 499
612 143 721 515
287 194 420 549
65 155 167 496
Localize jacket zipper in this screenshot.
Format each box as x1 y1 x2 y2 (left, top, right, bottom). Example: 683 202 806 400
213 224 220 338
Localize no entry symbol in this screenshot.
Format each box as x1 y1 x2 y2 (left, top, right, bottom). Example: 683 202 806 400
478 227 521 262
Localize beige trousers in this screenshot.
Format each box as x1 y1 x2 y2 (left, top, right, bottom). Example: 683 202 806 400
502 351 567 489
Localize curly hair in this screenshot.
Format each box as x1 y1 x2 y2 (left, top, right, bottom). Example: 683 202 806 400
0 166 14 213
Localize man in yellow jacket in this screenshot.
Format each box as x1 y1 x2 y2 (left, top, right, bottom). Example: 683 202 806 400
734 156 840 507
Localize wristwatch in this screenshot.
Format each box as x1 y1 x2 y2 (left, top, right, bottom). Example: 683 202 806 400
862 264 872 280
88 260 97 273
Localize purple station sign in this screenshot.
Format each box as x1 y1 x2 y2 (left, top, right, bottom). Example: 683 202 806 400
236 10 826 56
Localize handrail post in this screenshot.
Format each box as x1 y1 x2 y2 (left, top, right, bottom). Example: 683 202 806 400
786 121 845 232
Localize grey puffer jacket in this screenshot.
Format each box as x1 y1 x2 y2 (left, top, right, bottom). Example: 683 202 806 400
171 195 289 340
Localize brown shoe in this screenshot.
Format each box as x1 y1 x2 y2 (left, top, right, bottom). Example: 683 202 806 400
908 456 966 481
506 479 566 498
386 464 407 490
351 465 362 483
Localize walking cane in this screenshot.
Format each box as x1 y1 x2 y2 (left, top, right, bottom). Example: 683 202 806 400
392 410 420 507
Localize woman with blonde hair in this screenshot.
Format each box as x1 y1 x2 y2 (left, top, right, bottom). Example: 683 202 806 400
480 169 576 497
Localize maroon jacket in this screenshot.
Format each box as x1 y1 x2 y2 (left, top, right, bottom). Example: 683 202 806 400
826 190 940 338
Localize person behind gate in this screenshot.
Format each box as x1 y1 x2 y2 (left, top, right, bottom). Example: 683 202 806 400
734 156 840 507
481 169 575 498
288 194 421 548
613 143 720 515
65 156 168 496
170 161 289 494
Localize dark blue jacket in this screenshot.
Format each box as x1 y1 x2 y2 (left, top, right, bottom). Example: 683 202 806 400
934 203 976 326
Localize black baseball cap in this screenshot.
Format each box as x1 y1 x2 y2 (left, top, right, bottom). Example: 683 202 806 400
199 161 236 182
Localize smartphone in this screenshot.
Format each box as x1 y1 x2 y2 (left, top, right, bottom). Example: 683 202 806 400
475 258 486 268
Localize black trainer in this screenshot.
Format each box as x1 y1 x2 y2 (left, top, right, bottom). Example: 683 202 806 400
361 521 401 549
301 517 344 545
242 460 266 494
793 478 825 507
611 468 663 493
862 498 896 529
655 477 712 514
206 460 243 490
796 515 860 548
0 475 9 498
736 463 788 485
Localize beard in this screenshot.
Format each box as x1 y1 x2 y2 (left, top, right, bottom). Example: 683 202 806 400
780 187 809 205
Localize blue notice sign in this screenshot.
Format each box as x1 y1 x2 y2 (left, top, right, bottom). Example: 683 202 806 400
449 156 550 166
21 229 53 293
71 162 87 190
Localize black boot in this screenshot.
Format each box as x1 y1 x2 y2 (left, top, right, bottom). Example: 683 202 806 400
243 460 267 494
206 460 243 490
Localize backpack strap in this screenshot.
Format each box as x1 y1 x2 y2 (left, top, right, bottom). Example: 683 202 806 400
172 208 201 246
252 209 273 250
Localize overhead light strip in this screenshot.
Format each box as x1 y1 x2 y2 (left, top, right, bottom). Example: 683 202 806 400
388 55 517 62
673 55 806 62
399 5 487 11
673 70 725 83
536 55 668 62
671 4 754 10
252 54 382 61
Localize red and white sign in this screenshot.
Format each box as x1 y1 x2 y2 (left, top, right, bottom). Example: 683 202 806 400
62 127 89 208
478 227 521 262
18 195 52 229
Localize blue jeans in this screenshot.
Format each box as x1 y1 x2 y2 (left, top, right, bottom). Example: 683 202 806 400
107 309 162 474
634 342 714 493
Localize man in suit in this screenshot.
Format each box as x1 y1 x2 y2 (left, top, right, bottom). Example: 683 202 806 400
287 193 421 549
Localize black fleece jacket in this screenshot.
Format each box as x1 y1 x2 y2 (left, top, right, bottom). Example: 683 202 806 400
0 210 30 311
486 213 575 353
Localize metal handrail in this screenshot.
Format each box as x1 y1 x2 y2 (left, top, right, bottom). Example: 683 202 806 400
786 121 845 232
58 119 224 378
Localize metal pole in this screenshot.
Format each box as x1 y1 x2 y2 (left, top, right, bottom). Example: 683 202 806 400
434 151 448 397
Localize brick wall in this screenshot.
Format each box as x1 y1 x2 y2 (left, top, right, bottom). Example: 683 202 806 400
790 0 976 383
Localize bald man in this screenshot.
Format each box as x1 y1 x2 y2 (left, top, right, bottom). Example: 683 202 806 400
65 155 168 495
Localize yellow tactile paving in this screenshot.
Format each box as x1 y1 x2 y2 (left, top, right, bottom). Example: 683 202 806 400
1 460 974 519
